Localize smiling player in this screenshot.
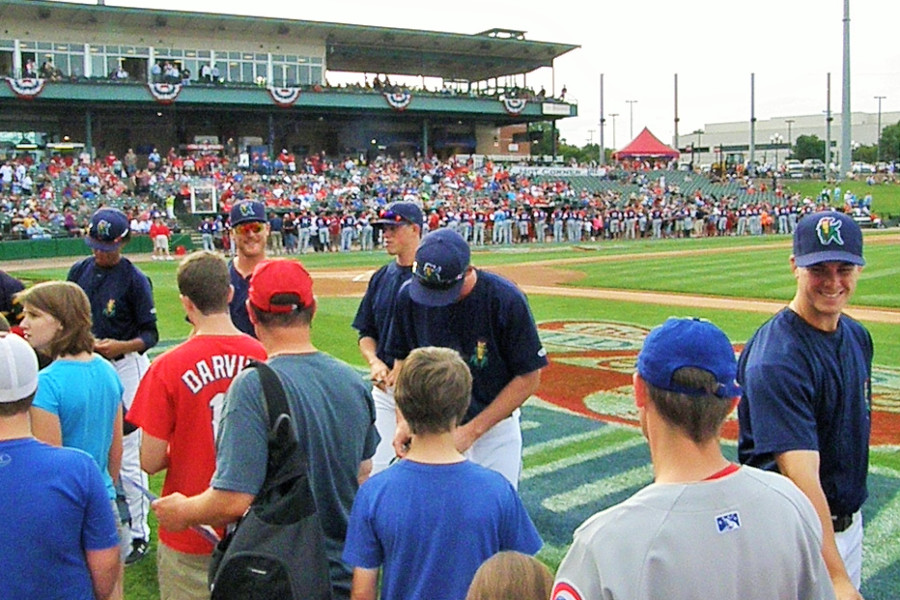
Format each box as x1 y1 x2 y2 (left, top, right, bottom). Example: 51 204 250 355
738 210 870 600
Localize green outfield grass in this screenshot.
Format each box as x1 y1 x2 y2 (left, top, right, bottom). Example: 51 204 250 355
8 234 898 600
785 179 900 217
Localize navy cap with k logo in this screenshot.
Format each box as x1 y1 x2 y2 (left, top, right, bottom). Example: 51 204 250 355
793 211 865 267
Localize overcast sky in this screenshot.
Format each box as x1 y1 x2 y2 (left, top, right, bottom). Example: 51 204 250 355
64 0 900 149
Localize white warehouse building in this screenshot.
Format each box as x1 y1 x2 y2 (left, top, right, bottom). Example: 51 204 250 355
679 110 900 169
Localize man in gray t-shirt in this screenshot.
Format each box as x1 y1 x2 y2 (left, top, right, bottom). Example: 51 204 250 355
552 318 834 600
154 259 378 600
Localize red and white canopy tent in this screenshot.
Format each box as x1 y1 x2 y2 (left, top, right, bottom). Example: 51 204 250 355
612 127 679 161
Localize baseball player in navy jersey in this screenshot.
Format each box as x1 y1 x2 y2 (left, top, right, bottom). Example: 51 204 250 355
227 199 269 337
552 318 834 600
384 228 548 488
738 211 870 600
352 202 423 474
68 207 159 565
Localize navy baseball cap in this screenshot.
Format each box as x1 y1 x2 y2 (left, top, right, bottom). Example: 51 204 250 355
793 211 865 267
375 202 424 229
637 317 741 399
230 200 267 226
87 207 130 252
409 229 470 307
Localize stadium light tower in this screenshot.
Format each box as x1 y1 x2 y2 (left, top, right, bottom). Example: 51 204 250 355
626 100 638 140
693 129 704 166
785 120 795 157
875 95 886 164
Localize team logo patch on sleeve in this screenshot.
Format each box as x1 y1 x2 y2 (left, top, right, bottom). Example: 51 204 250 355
716 511 741 533
551 581 583 600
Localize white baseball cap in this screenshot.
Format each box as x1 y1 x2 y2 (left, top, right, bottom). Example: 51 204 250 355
0 333 39 403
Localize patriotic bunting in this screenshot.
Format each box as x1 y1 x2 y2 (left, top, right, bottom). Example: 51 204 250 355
147 82 182 105
267 86 302 107
384 90 412 111
502 97 527 115
5 77 47 100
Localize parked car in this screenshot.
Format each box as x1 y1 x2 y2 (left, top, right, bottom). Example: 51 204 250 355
784 159 805 178
851 162 876 174
803 159 826 174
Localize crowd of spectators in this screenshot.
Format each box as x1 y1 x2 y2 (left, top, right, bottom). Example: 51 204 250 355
0 146 881 246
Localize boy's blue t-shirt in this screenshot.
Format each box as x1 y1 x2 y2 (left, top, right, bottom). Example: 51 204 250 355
342 459 542 600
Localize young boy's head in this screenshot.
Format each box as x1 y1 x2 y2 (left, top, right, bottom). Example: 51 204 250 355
395 346 472 435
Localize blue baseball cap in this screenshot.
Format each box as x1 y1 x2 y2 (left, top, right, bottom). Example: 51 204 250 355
637 318 741 399
230 199 267 226
409 228 470 307
375 202 424 229
86 207 130 252
793 211 865 267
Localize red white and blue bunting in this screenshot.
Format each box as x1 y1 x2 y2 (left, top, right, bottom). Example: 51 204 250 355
502 97 527 115
147 82 182 105
267 86 302 108
384 90 412 111
5 77 47 100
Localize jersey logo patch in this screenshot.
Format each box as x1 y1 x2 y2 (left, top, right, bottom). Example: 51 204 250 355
103 299 116 318
815 216 844 246
551 581 583 600
469 340 488 369
716 511 741 533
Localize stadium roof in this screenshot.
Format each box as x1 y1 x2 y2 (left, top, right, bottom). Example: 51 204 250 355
4 1 579 82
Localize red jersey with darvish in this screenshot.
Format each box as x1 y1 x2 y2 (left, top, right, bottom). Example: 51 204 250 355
127 334 267 554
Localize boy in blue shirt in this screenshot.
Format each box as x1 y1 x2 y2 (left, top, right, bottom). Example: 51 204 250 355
342 346 542 600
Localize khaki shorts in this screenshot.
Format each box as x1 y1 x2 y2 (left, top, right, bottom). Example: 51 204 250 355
157 543 211 600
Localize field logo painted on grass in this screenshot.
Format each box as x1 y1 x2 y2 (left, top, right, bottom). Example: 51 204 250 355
537 320 900 445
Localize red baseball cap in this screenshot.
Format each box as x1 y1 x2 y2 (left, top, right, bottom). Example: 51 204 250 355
248 260 314 313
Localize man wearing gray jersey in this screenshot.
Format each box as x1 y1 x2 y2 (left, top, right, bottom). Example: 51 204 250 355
552 318 834 600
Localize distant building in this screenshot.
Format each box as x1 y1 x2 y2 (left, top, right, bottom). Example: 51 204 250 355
677 111 900 168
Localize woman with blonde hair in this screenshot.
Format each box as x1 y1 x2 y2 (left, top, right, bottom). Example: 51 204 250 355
466 551 554 600
18 280 126 598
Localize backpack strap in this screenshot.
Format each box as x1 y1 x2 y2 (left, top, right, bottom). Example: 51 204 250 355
245 359 310 475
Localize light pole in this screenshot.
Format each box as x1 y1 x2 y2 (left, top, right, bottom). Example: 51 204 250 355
692 129 703 166
626 100 638 140
770 133 783 171
785 119 795 157
875 95 886 164
609 113 619 149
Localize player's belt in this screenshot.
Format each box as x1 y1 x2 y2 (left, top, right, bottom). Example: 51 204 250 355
832 514 853 533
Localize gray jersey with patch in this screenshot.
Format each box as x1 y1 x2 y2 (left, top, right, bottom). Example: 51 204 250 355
553 467 834 600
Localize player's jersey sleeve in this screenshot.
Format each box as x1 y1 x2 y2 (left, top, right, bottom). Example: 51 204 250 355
352 267 385 340
495 284 548 377
383 282 415 361
552 537 606 600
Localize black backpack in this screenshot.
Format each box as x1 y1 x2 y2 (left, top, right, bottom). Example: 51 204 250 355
208 361 332 600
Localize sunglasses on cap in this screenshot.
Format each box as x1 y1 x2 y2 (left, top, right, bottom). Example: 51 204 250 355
412 261 466 290
380 209 414 225
236 222 266 235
